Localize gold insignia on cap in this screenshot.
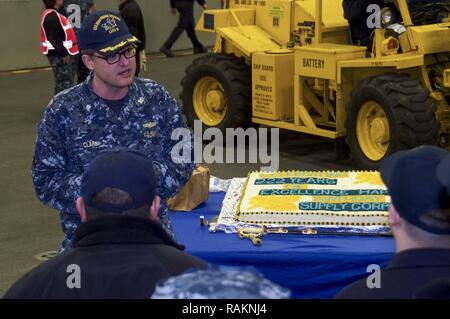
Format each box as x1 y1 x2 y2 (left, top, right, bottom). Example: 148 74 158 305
93 14 121 32
98 36 139 53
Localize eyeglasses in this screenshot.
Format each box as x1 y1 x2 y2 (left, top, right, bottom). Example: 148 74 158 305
92 46 137 65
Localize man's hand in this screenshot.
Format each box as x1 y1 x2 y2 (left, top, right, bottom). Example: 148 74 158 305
203 4 208 9
171 8 177 15
139 50 147 72
63 55 71 65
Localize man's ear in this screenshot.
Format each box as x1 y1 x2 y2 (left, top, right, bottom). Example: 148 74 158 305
81 54 95 71
149 196 161 221
388 204 401 227
76 197 87 222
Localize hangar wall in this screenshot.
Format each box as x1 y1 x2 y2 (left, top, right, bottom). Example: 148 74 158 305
0 0 218 71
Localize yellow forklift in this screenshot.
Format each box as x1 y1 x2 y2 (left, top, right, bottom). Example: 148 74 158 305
181 0 450 168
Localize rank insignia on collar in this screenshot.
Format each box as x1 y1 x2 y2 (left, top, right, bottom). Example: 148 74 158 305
143 121 156 129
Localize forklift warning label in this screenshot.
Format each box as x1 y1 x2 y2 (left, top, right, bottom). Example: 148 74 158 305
303 58 325 69
269 5 284 17
253 63 274 116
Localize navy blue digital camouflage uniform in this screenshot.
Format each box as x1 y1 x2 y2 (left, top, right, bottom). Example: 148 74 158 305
151 265 292 299
47 55 76 95
32 74 195 250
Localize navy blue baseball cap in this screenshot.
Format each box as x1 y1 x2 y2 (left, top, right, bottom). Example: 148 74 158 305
380 145 450 234
78 10 140 55
437 154 450 193
80 148 157 213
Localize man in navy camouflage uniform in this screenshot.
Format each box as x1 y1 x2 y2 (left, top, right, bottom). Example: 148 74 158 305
32 10 195 250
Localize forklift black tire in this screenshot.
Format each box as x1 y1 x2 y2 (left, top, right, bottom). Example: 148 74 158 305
346 73 439 169
181 54 251 133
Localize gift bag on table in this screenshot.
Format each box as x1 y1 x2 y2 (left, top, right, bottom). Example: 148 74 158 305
167 166 210 211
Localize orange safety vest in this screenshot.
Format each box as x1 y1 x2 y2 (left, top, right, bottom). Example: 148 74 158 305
40 9 79 56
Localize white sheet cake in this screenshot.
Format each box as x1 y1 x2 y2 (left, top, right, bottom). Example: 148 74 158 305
236 171 390 228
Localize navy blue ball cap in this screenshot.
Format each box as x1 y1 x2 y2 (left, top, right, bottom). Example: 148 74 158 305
414 278 450 299
380 145 450 234
437 154 450 192
78 10 140 55
80 147 157 213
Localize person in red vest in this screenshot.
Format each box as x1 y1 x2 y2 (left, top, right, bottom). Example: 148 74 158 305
40 0 79 94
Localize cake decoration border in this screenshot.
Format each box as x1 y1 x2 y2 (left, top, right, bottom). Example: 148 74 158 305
214 172 391 236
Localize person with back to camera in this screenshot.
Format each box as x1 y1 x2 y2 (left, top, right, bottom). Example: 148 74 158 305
336 146 450 299
5 148 206 298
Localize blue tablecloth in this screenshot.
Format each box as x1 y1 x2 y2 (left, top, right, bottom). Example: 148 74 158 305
170 192 396 298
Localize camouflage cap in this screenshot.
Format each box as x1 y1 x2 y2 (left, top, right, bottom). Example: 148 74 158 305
151 265 291 299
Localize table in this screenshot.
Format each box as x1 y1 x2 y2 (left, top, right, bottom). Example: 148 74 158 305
170 192 396 298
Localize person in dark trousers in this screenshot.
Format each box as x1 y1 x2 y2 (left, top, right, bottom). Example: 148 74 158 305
4 148 207 298
342 0 383 49
160 0 208 58
40 0 78 94
119 0 147 76
343 0 402 50
336 146 450 299
64 0 96 83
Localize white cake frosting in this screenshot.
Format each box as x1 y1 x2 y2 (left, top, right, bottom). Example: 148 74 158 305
237 171 390 227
